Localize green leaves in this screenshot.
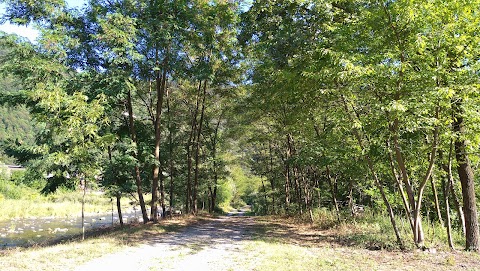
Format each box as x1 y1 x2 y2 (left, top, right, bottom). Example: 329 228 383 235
1 0 66 25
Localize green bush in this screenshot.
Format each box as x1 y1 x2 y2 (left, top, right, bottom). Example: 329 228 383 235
11 168 46 190
0 178 24 199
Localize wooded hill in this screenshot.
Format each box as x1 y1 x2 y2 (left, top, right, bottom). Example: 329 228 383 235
0 0 479 252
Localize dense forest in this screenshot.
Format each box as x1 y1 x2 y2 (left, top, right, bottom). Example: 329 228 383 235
0 0 479 252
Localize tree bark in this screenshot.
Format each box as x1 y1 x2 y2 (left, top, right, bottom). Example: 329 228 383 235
452 98 480 252
151 47 169 222
127 89 148 223
193 81 207 214
167 88 174 217
186 81 203 213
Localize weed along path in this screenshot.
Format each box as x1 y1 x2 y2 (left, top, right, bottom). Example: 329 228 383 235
72 215 480 271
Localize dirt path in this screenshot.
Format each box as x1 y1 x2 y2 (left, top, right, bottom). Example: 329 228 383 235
74 216 257 271
73 215 480 271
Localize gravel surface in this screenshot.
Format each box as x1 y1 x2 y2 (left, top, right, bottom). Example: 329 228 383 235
74 215 257 271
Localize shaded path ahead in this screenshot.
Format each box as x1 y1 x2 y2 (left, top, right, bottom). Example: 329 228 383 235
74 215 258 271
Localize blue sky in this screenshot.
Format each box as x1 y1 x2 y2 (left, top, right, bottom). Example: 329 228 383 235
0 0 86 41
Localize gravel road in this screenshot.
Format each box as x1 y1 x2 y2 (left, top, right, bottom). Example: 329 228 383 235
74 215 257 271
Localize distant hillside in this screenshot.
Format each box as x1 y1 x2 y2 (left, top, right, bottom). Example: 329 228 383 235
0 74 36 164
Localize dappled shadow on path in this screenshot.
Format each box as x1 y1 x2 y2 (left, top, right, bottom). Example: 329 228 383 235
129 216 260 252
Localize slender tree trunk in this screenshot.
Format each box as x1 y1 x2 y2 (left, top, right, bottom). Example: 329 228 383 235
193 81 208 214
269 141 276 214
283 135 291 213
151 47 169 222
127 89 148 223
452 98 480 252
81 177 86 241
391 120 425 245
287 134 303 213
187 80 202 213
430 175 443 225
209 117 222 213
159 166 166 218
326 165 340 222
342 95 404 249
108 146 124 226
441 141 455 249
442 171 455 249
387 140 414 232
167 87 174 216
412 110 439 248
116 192 123 226
186 144 192 214
442 145 466 235
185 82 202 214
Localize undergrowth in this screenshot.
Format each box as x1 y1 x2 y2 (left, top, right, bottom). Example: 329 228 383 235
289 207 466 251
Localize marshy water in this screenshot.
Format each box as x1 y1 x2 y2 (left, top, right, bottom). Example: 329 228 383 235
0 209 143 248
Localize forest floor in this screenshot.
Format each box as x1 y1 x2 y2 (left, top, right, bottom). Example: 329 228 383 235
2 213 480 271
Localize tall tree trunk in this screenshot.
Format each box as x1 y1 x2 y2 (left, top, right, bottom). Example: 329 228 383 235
193 81 207 214
209 117 222 213
151 47 169 222
127 89 148 223
185 81 202 213
167 88 174 216
411 109 439 249
452 98 480 252
442 144 466 235
187 80 202 213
